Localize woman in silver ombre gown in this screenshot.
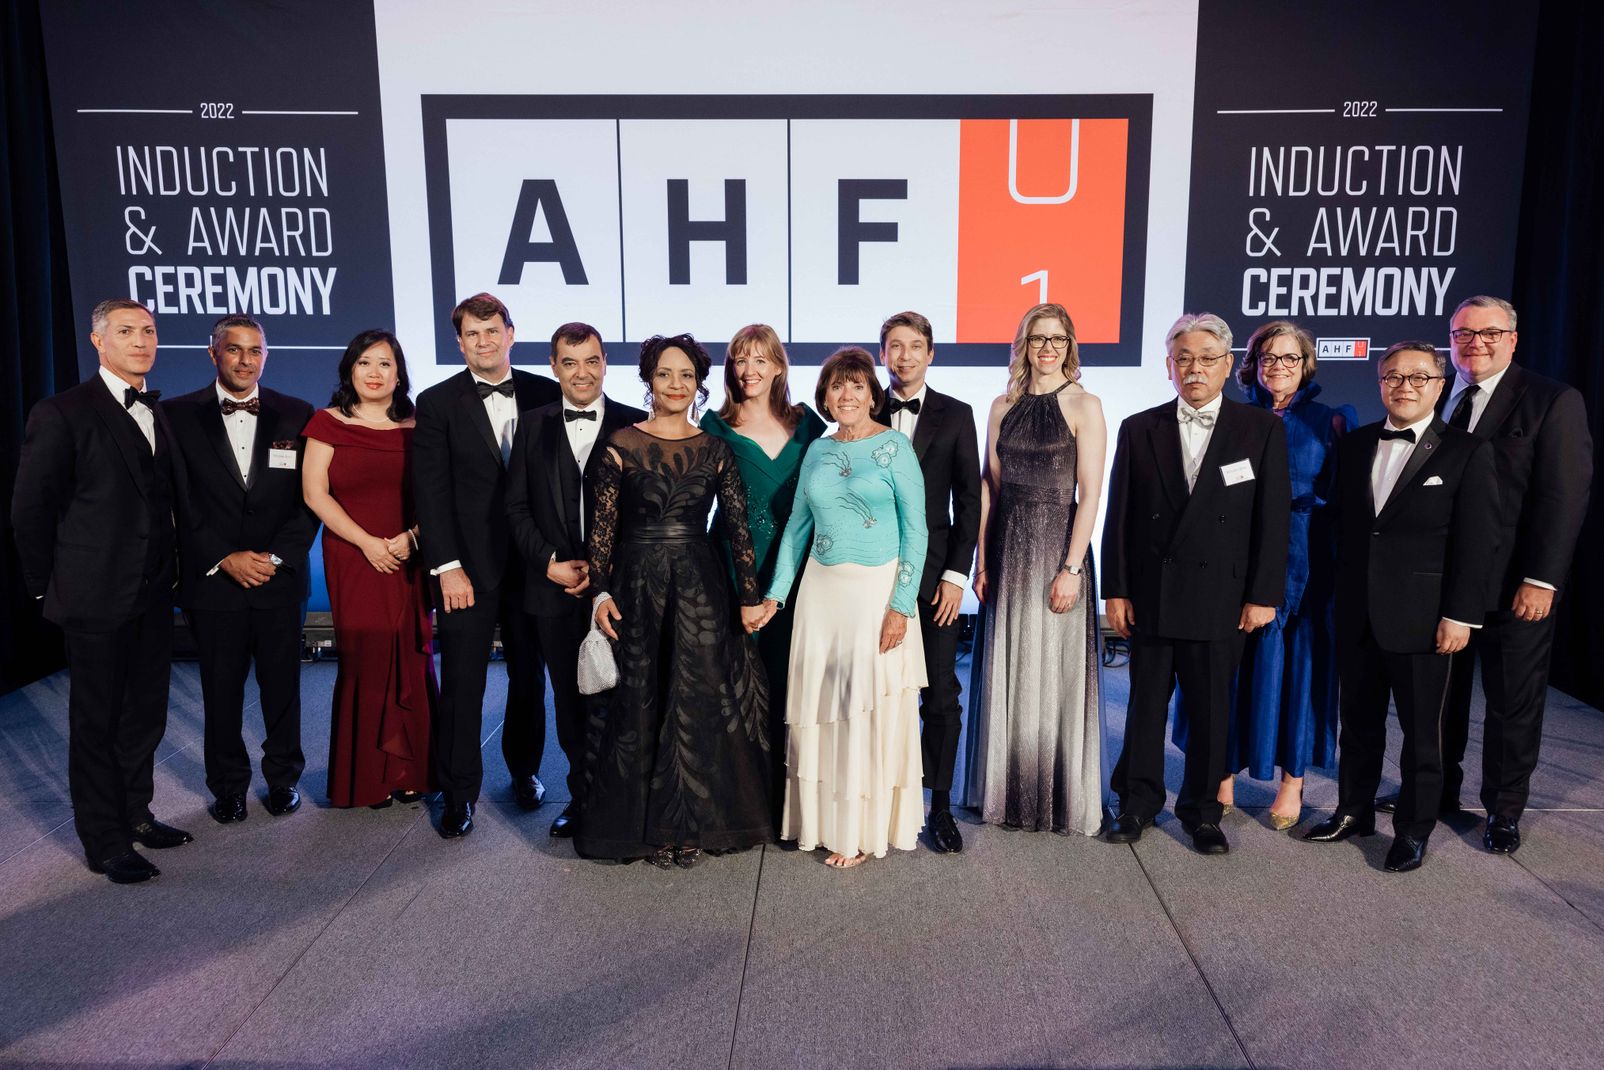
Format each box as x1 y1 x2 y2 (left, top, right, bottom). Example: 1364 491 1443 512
964 303 1111 836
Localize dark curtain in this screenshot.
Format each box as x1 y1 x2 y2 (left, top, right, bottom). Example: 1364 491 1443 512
1511 1 1604 709
0 0 77 694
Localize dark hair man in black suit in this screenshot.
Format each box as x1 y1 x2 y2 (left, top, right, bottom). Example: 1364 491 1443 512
413 292 561 838
1102 312 1290 856
873 310 982 855
1393 296 1592 855
166 314 318 825
505 322 647 839
1306 341 1501 872
11 299 195 883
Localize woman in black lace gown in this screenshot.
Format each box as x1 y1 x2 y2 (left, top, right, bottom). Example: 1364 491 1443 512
578 334 772 867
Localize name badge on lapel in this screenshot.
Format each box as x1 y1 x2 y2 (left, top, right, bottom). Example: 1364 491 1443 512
1220 459 1255 486
268 447 298 470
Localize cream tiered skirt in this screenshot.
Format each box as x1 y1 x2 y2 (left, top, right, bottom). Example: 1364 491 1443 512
781 560 927 858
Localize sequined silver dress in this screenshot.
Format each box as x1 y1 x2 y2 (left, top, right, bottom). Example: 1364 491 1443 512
963 383 1109 835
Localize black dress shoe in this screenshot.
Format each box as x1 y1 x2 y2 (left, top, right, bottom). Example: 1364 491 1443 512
210 792 248 824
1484 815 1521 854
927 809 964 854
513 775 546 811
265 786 301 816
1189 822 1230 855
87 849 160 884
1384 833 1429 872
1303 812 1377 843
130 818 194 849
439 799 474 839
550 805 577 838
1105 813 1153 844
393 790 424 804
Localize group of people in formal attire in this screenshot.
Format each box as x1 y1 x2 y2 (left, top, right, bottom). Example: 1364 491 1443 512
10 289 1590 883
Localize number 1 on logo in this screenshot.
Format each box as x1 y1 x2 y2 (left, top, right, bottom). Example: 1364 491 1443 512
1020 269 1048 304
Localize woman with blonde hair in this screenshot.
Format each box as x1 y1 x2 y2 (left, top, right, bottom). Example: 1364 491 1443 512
701 325 827 813
964 303 1110 835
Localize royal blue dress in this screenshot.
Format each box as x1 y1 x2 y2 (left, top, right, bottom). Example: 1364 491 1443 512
1174 381 1353 778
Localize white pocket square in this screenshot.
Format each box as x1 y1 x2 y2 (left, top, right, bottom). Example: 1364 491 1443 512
1423 475 1444 486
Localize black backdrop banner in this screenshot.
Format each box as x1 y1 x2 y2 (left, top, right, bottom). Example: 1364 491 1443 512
1186 0 1538 421
38 0 394 399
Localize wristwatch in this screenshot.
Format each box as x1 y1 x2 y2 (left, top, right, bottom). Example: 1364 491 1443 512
1062 563 1083 576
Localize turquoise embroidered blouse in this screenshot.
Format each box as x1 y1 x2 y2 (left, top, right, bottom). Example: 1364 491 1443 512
764 429 928 617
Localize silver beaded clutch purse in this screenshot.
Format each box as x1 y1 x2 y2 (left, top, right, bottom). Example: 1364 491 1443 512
577 619 618 695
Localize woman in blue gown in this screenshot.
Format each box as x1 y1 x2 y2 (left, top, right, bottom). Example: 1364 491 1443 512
1176 321 1353 829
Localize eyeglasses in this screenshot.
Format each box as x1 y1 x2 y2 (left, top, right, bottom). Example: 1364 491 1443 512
1026 334 1071 350
1257 353 1302 369
1379 372 1445 389
1170 353 1227 369
1449 327 1512 345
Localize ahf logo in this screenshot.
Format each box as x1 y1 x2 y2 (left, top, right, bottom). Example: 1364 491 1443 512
1317 337 1369 360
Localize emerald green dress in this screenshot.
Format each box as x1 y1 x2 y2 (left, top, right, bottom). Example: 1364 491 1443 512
701 405 828 808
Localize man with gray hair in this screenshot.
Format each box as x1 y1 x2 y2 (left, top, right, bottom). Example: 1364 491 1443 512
12 299 195 883
1101 312 1290 855
1377 296 1592 854
165 314 319 826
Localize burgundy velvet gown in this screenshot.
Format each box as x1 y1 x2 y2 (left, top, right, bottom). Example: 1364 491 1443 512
304 410 437 807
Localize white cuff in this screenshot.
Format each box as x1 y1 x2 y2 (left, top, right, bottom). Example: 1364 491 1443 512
939 570 968 591
1521 577 1557 591
431 560 462 577
1442 617 1482 630
207 558 225 577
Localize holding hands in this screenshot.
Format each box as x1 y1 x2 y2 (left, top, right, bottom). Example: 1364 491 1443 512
742 600 777 634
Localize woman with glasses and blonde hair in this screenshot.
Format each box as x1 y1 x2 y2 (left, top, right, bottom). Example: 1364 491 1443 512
701 325 827 814
1174 320 1353 829
963 303 1110 836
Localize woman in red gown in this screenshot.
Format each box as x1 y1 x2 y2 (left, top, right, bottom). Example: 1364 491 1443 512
302 329 437 807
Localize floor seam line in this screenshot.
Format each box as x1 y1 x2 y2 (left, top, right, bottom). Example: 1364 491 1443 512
727 843 766 1070
199 821 421 1069
1130 842 1258 1070
1509 851 1604 937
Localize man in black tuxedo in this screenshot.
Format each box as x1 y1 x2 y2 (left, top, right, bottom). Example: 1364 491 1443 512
1401 295 1592 855
11 299 194 883
873 310 981 855
1102 313 1290 855
506 322 647 838
166 314 318 825
1306 341 1501 872
414 292 561 838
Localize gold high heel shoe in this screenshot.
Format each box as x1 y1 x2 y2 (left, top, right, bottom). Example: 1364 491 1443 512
1268 808 1301 831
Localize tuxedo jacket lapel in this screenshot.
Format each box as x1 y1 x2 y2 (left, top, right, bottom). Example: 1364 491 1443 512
457 374 503 466
1472 364 1524 440
912 390 943 462
1376 420 1443 525
88 383 152 499
200 397 247 490
542 413 575 548
1168 402 1239 550
243 395 277 491
1147 407 1190 513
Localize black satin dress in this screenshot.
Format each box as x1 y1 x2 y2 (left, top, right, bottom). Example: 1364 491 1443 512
575 427 771 859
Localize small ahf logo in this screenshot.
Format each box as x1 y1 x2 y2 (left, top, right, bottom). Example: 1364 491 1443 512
1317 337 1369 360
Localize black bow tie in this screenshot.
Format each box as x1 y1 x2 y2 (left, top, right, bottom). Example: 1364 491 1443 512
476 379 516 399
1379 427 1416 443
124 386 161 409
221 397 260 416
564 408 597 422
888 396 921 416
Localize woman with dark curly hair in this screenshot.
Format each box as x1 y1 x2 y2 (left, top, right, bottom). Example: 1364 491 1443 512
577 334 772 867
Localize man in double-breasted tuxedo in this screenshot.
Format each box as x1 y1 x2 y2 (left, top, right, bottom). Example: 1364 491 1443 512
1102 313 1290 855
1392 296 1591 855
872 310 982 855
166 314 318 825
413 292 561 837
505 322 647 838
1306 341 1500 872
11 299 195 883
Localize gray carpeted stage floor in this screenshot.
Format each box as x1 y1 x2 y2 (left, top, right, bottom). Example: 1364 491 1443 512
2 649 1602 1069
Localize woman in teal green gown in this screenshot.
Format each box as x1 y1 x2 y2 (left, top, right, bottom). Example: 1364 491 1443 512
701 324 826 813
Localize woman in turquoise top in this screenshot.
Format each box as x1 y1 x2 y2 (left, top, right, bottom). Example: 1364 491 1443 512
701 324 827 819
756 347 928 869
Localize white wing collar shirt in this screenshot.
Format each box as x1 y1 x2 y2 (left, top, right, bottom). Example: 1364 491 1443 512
1176 393 1223 491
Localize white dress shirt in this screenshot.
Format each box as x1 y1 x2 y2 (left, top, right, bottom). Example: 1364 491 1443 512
216 381 259 482
1177 393 1223 492
100 365 154 452
1444 364 1509 434
564 397 605 540
889 383 968 593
